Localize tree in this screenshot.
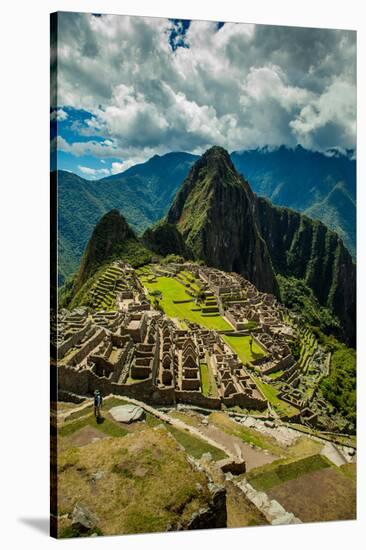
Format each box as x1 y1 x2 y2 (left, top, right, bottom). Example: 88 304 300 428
150 289 162 301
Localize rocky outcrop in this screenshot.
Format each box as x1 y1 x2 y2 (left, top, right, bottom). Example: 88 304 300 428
257 198 356 346
184 484 227 530
71 503 100 534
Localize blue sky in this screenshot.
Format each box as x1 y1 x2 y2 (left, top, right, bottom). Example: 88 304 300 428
51 13 356 180
51 107 123 177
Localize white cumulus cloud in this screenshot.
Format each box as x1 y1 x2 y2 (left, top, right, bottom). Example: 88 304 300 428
78 165 110 178
50 108 68 121
53 13 356 160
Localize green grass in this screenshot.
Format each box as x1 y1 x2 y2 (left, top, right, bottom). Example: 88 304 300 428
64 397 130 422
268 370 285 380
59 413 129 438
340 463 356 481
200 363 218 397
166 425 227 460
251 376 299 417
220 336 299 417
222 334 266 364
247 454 331 491
140 275 232 330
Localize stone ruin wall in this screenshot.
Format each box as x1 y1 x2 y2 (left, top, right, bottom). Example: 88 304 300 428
57 321 92 359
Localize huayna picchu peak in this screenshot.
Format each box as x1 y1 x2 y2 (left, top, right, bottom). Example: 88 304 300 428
164 146 279 296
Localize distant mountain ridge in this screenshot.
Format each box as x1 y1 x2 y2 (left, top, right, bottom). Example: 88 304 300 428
257 197 356 344
56 145 356 283
231 145 356 256
56 151 197 282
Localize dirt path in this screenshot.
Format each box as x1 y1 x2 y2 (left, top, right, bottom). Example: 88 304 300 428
195 423 277 471
57 399 92 419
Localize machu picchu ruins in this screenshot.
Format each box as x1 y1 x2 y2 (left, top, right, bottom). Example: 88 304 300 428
52 258 356 538
53 260 342 431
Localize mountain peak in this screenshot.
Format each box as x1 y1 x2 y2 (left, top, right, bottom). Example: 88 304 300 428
165 147 279 295
203 145 231 160
75 209 136 289
196 146 236 176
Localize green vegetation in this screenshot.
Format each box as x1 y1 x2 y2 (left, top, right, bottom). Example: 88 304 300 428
340 463 356 481
258 196 355 346
277 275 341 334
143 223 187 258
63 397 130 422
245 449 356 523
199 363 218 397
232 147 355 259
319 339 356 427
246 454 330 491
226 483 268 527
222 334 266 364
288 422 356 449
59 413 129 438
166 425 227 460
140 274 232 330
219 336 300 416
57 154 197 282
59 525 103 539
60 209 157 307
75 209 136 290
288 338 301 361
251 376 299 417
60 398 226 461
57 427 215 536
268 370 285 380
161 254 185 264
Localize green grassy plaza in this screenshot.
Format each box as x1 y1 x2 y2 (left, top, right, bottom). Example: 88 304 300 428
139 272 232 331
222 334 266 364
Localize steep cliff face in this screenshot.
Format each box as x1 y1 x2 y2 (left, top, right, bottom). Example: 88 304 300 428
75 209 136 290
166 146 279 295
143 222 188 258
257 198 356 345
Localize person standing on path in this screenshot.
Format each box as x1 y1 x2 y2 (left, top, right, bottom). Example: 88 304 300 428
94 389 103 419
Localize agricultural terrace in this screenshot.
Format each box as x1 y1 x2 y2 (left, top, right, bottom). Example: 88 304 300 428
246 455 356 523
138 271 232 331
